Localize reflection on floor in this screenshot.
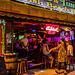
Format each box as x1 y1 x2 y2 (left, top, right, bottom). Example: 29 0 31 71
22 65 75 75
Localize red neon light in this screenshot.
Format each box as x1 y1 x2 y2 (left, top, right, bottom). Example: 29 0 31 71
46 26 58 31
46 24 59 31
45 24 59 34
14 21 38 25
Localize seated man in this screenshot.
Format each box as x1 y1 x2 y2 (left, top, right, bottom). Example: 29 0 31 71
43 39 54 68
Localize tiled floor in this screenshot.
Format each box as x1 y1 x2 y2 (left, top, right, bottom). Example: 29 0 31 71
22 65 75 75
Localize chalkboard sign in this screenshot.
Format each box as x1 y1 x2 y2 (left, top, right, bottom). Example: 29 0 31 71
0 57 7 75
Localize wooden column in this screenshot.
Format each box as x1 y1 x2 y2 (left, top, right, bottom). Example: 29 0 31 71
11 21 14 53
6 20 14 53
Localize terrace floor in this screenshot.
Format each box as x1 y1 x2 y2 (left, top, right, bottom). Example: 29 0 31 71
22 65 75 75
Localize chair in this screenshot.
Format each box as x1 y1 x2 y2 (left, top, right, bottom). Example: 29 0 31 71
16 58 26 75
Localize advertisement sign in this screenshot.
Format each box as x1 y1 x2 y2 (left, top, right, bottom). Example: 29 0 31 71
46 24 59 34
11 0 75 14
0 19 6 56
60 30 74 41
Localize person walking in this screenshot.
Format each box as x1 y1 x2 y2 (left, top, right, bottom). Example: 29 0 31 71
49 38 67 75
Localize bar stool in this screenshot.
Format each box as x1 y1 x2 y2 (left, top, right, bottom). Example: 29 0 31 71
42 55 49 69
16 59 26 75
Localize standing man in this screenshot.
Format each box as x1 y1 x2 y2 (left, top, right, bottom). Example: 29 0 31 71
21 33 29 58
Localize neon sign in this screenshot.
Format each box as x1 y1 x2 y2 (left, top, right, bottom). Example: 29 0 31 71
46 24 59 34
46 26 58 31
0 19 6 55
12 0 75 14
46 24 59 31
60 0 75 8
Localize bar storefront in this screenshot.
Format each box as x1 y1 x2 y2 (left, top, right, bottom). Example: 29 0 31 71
0 0 75 74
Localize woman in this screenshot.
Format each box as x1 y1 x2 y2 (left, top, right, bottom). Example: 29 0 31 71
67 41 73 57
43 39 54 68
49 38 67 74
66 41 73 64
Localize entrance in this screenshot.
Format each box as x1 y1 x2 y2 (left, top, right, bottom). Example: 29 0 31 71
5 20 75 68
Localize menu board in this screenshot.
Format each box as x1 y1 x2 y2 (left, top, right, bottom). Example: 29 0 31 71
0 57 7 75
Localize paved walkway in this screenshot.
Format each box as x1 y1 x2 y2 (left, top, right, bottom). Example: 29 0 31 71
23 65 75 75
22 69 75 75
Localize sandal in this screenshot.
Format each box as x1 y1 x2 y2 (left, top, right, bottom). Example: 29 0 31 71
64 70 67 75
55 69 60 74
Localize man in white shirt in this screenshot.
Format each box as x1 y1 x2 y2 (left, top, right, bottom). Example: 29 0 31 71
21 33 29 58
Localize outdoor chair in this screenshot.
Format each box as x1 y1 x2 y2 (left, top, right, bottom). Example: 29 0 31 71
16 58 26 75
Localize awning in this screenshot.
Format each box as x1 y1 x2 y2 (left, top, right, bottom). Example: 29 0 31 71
0 0 75 26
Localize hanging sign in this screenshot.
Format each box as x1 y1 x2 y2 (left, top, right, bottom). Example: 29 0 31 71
46 24 59 34
12 0 75 14
0 19 6 56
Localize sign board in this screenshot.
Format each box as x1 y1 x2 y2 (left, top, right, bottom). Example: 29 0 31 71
0 57 7 75
46 24 59 34
11 0 75 14
0 19 6 56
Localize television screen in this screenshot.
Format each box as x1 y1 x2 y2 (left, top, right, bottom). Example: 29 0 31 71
19 35 24 40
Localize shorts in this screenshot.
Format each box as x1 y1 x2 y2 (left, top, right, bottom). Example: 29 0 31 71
68 55 73 58
46 53 51 57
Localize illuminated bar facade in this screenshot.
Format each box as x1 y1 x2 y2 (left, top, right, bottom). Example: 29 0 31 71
0 0 75 56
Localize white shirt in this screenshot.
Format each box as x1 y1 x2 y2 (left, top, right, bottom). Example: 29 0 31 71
43 44 49 55
67 45 73 56
21 38 28 49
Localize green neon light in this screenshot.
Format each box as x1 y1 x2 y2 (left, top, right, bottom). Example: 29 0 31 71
66 2 75 8
1 25 6 54
48 0 52 1
60 0 66 6
0 19 6 25
1 26 5 39
0 19 6 54
3 20 6 26
1 41 5 54
0 20 1 24
60 0 75 8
